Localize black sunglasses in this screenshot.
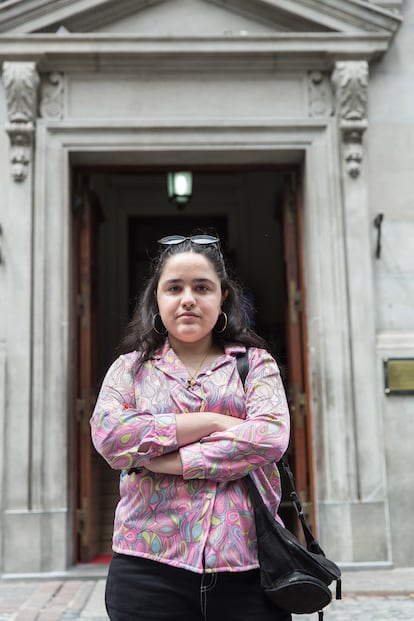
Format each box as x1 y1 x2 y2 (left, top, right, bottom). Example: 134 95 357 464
158 235 220 246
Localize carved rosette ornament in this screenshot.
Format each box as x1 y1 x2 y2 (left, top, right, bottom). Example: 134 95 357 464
308 71 334 117
2 62 40 182
39 72 64 120
332 61 369 178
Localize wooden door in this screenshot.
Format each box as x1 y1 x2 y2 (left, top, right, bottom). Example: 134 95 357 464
282 172 316 534
72 183 104 562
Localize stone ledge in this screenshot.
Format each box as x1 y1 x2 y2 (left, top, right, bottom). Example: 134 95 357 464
377 331 414 350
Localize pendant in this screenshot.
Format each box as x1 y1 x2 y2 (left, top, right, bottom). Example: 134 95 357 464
187 378 196 389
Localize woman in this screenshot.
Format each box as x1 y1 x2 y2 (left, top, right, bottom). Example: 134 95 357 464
90 234 291 621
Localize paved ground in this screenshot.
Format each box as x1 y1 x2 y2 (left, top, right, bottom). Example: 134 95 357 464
0 566 413 621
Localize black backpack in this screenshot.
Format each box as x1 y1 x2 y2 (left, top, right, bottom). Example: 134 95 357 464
236 351 341 619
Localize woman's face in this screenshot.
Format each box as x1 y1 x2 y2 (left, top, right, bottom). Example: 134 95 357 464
156 251 226 346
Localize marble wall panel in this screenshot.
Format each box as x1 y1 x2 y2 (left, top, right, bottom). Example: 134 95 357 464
376 333 414 567
66 73 306 120
374 221 414 330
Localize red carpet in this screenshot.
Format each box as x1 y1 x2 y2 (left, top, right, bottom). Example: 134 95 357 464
82 554 112 564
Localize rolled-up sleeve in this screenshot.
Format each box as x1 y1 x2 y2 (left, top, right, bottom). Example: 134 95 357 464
90 354 178 470
180 349 290 481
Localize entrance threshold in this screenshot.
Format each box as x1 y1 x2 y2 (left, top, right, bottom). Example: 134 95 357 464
0 563 109 581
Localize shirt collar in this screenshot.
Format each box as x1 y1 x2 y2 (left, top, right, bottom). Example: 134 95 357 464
152 340 246 361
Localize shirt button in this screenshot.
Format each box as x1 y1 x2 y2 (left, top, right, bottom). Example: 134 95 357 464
206 370 212 376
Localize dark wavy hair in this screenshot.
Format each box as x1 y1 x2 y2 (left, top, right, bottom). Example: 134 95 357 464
118 237 266 366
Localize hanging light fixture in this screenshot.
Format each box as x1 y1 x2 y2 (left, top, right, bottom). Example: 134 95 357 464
167 171 193 209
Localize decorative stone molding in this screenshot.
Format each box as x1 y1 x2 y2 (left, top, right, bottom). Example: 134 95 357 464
39 72 65 120
2 62 39 182
332 61 369 178
307 71 333 118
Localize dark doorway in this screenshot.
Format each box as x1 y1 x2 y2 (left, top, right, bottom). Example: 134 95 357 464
72 167 314 562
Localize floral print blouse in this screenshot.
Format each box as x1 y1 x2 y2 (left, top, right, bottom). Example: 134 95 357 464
90 341 290 574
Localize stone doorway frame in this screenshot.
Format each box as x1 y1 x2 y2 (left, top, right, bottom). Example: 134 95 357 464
1 0 402 571
1 110 390 572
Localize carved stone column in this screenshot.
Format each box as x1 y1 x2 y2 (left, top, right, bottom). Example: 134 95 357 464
332 61 368 178
2 62 39 182
330 60 390 561
1 61 41 572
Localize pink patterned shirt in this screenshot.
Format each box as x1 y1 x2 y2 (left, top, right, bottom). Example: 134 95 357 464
90 342 290 574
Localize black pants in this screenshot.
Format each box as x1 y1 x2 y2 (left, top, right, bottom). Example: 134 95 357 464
105 553 292 621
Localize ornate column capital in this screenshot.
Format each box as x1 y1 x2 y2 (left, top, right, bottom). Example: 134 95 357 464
332 61 369 178
2 61 40 182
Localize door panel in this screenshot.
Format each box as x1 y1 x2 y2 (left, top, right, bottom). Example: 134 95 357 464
73 183 104 562
282 173 315 535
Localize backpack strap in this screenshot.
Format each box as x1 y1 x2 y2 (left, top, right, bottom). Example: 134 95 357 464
236 350 249 389
235 350 326 557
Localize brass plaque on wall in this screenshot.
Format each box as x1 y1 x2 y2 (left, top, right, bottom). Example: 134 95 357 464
383 358 414 395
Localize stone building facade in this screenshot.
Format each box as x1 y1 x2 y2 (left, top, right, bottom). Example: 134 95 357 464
0 0 413 575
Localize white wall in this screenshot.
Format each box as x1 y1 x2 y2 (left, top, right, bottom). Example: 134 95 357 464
0 78 8 340
368 1 414 566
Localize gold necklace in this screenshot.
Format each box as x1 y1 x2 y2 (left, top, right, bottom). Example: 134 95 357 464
186 350 211 389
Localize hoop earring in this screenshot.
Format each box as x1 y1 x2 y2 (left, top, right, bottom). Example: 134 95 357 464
214 311 228 334
153 313 167 336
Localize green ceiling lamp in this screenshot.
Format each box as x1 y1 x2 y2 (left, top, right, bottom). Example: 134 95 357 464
167 171 193 209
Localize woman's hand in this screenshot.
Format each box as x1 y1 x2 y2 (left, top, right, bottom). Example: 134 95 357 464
145 415 241 476
146 452 183 475
145 412 242 476
175 412 241 447
212 413 242 432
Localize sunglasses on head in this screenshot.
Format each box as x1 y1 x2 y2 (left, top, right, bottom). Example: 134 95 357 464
158 235 220 246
